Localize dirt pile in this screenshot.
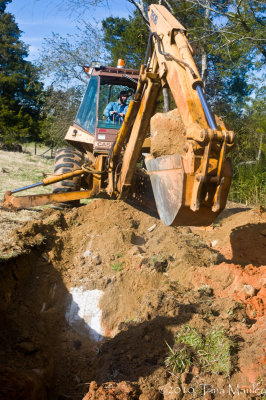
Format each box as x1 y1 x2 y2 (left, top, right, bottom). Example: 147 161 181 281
83 381 140 400
0 199 265 399
150 109 186 158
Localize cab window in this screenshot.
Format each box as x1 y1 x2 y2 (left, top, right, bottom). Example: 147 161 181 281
97 84 133 130
75 76 98 134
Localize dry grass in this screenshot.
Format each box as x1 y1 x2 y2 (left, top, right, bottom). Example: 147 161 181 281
0 148 54 198
22 142 54 158
0 146 54 247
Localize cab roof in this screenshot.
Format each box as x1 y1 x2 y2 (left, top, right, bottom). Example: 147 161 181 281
85 65 139 88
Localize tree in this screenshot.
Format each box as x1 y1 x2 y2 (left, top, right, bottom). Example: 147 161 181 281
0 0 10 12
54 0 265 73
101 0 265 205
39 22 106 89
38 0 265 205
0 0 43 143
40 86 82 148
38 21 107 149
102 13 148 68
183 0 265 62
101 1 253 111
39 0 261 113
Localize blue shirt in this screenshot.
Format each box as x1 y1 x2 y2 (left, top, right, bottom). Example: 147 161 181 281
104 101 128 123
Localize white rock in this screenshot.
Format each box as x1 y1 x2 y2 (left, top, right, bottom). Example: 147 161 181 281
147 224 157 232
65 287 104 341
83 250 92 258
243 284 256 297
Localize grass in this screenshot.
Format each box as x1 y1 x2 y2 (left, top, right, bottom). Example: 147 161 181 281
0 146 54 248
22 142 53 157
165 325 235 376
229 162 265 206
111 253 125 271
0 144 97 249
0 147 54 198
111 261 124 271
165 342 192 373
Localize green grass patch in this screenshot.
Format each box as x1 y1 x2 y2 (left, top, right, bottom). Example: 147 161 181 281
165 343 192 374
165 325 235 375
111 261 124 271
111 253 125 271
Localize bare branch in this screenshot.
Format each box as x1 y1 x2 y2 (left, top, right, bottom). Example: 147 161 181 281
127 0 149 26
163 0 174 14
250 4 265 26
236 0 243 14
39 22 106 88
184 0 235 18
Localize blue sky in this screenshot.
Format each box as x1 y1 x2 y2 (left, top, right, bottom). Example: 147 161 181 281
7 0 134 61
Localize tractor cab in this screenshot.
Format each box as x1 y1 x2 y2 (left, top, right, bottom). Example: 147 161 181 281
65 63 139 155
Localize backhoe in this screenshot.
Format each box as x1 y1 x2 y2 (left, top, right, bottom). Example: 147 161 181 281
2 5 235 226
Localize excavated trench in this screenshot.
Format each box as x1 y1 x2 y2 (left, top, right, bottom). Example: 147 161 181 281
0 199 265 399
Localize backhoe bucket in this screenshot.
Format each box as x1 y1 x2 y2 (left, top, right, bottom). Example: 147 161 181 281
145 154 184 225
145 154 229 227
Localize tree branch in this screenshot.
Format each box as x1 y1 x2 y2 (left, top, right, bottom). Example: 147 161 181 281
185 0 235 18
163 0 174 14
236 0 243 15
250 4 265 26
185 0 266 60
127 0 149 26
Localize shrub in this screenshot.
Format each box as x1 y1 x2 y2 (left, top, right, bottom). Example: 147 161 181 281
229 161 265 206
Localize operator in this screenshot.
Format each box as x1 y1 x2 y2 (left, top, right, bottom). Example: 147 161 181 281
104 90 129 123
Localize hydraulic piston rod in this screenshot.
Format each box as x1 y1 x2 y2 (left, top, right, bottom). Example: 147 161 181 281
10 169 85 194
12 182 44 194
196 85 217 130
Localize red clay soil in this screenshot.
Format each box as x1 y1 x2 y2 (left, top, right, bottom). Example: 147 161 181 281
0 199 265 399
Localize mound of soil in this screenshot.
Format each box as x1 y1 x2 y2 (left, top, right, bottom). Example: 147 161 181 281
150 109 186 158
0 199 265 399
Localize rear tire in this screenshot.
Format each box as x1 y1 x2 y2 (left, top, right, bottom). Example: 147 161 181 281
52 147 83 208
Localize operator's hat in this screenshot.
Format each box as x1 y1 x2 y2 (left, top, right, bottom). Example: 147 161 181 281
118 90 129 98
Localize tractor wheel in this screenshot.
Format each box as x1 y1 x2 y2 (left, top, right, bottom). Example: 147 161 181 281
52 147 83 208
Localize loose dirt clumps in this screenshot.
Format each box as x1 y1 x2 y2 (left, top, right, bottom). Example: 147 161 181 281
83 381 140 400
0 199 265 399
150 109 186 157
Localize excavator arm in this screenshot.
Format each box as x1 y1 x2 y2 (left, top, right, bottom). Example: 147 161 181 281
109 4 235 226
